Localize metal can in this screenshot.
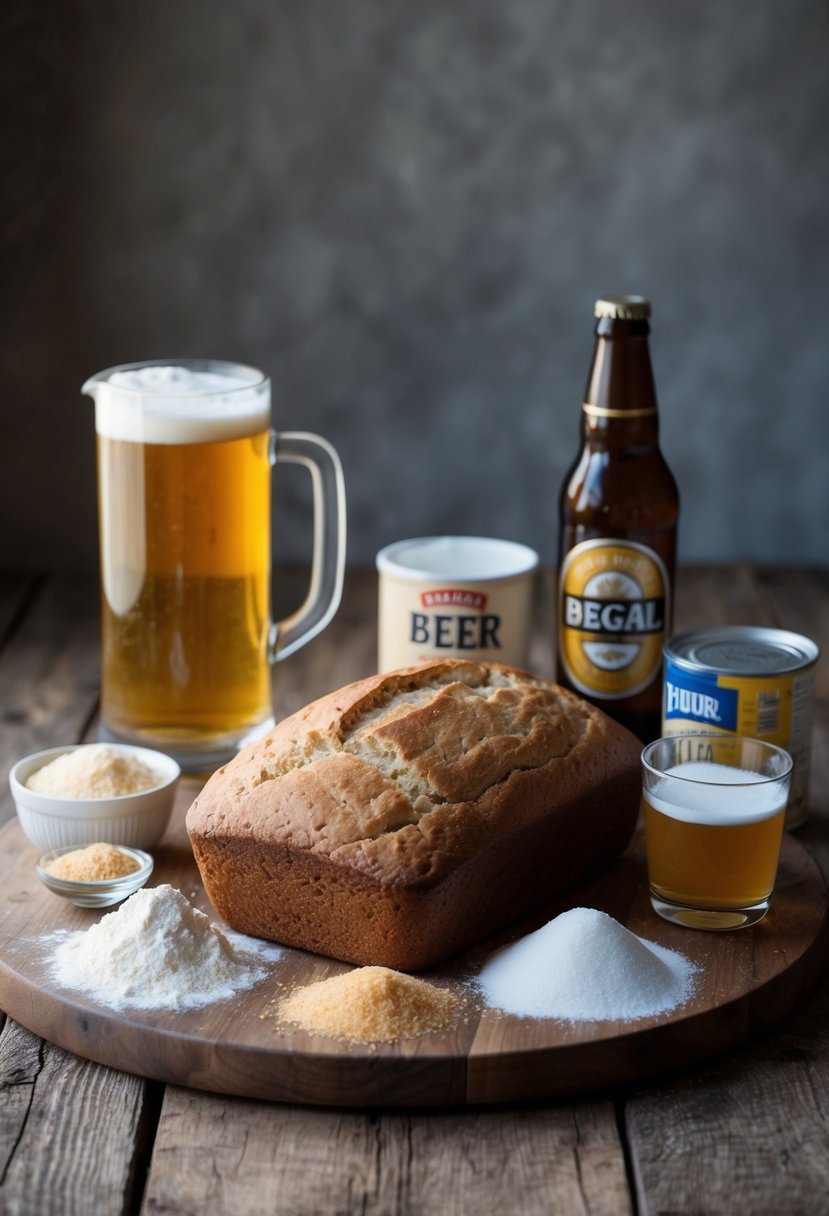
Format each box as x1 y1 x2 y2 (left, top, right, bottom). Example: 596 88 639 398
662 627 819 828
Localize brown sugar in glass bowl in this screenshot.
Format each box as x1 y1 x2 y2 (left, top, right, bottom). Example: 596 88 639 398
36 844 154 908
42 842 141 882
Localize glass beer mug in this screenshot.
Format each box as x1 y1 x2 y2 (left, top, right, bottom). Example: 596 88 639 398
83 359 346 769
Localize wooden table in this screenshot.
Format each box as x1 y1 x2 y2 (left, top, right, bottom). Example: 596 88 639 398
1 565 827 1216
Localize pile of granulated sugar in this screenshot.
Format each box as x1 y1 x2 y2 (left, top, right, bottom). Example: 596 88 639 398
477 907 697 1023
50 884 280 1011
278 966 460 1043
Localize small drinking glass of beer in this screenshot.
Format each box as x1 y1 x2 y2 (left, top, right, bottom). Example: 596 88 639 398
641 734 792 930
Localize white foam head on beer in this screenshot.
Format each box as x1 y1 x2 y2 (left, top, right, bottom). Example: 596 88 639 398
92 364 270 445
648 760 787 826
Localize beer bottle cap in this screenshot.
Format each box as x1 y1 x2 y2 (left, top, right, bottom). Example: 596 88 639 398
594 296 651 320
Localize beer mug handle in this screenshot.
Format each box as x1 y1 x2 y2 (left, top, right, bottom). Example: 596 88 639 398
267 431 347 662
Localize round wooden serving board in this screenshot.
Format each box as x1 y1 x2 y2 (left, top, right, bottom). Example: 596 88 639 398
0 800 827 1109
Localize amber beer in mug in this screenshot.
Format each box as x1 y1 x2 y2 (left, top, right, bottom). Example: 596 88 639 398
641 734 792 930
84 361 346 768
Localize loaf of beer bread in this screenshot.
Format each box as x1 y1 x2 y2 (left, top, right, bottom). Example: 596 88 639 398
186 660 642 970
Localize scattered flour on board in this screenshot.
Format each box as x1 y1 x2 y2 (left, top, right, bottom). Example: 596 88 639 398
49 884 281 1011
477 907 698 1022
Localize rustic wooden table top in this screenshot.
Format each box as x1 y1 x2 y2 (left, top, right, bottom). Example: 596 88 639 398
0 564 827 1216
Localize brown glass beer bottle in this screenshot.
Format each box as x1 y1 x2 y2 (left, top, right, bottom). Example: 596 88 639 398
557 296 679 742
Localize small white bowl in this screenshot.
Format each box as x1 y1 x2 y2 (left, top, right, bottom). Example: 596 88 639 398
9 744 180 852
37 845 154 908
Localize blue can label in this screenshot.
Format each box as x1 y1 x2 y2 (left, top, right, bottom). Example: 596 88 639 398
662 630 817 829
663 660 739 730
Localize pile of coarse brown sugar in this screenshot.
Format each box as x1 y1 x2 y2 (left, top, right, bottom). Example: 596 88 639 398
277 966 460 1043
27 744 160 799
42 843 140 882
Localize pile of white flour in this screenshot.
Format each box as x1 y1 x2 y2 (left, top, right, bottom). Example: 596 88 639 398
477 907 697 1022
50 884 279 1011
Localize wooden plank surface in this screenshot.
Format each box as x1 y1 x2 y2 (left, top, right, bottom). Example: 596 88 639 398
0 1018 157 1216
0 574 100 826
142 1090 633 1216
0 572 152 1216
627 974 829 1216
0 565 827 1216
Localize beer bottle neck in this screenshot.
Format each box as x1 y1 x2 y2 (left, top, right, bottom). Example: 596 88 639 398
582 318 659 441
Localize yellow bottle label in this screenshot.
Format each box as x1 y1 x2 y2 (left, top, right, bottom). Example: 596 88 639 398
558 539 669 699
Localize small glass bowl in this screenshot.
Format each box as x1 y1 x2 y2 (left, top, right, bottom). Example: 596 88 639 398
36 845 154 908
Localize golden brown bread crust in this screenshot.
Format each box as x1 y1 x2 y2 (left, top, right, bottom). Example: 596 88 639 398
187 660 642 970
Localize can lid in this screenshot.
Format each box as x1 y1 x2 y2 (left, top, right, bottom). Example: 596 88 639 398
665 627 819 675
594 296 651 320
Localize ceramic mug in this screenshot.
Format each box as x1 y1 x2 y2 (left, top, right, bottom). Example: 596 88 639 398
376 536 539 673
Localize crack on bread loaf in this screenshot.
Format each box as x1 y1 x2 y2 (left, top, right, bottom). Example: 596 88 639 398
340 674 586 808
206 664 590 859
337 661 517 740
238 732 342 799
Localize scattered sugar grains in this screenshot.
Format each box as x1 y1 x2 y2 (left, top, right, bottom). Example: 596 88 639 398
27 744 160 798
279 966 460 1043
477 908 697 1023
44 842 139 882
50 884 280 1010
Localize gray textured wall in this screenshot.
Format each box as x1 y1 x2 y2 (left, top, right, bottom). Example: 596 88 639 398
2 0 828 573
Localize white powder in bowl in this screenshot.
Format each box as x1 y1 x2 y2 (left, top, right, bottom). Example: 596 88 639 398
477 907 697 1022
50 884 279 1010
28 744 161 798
